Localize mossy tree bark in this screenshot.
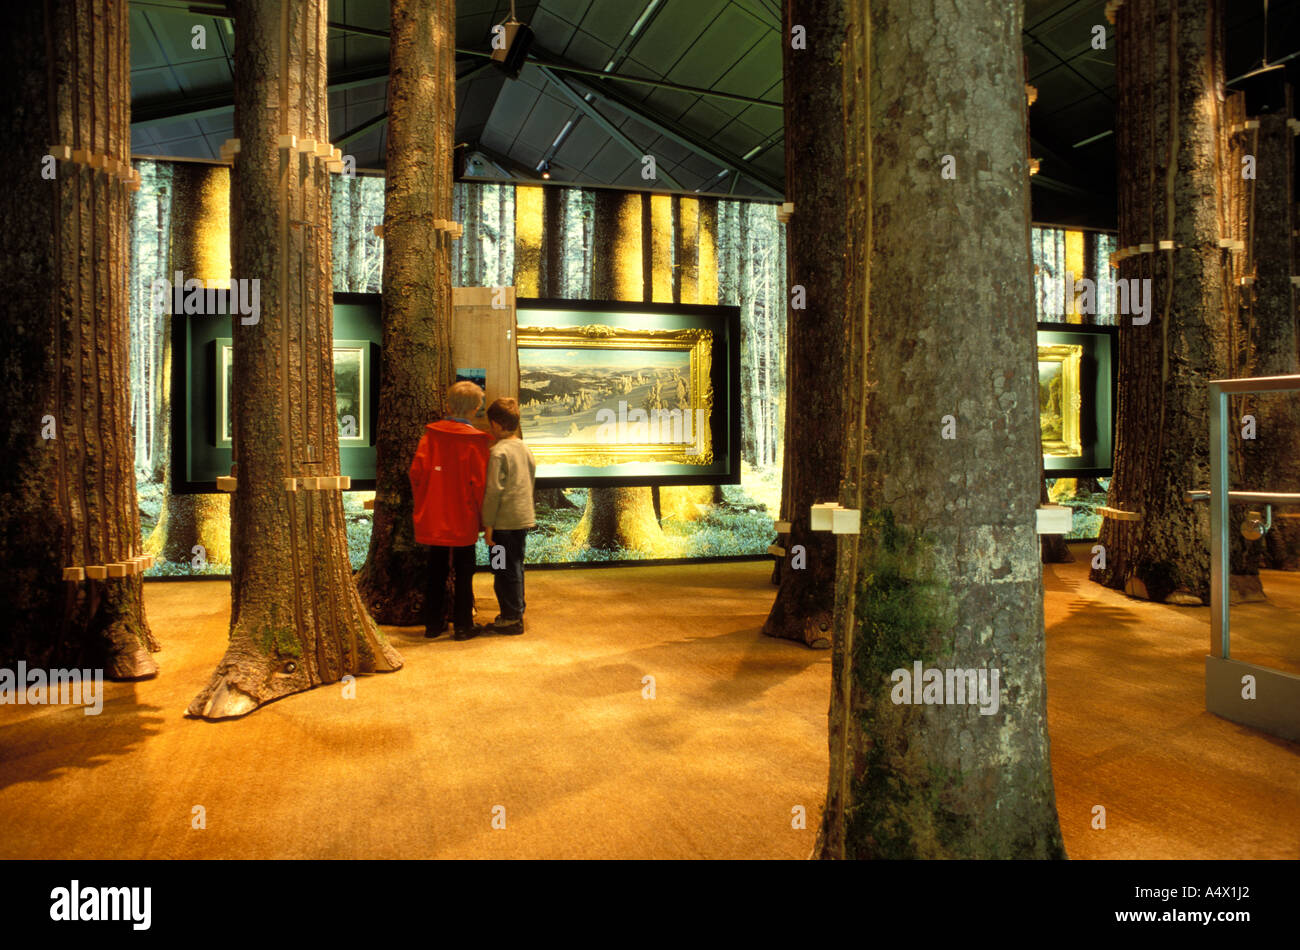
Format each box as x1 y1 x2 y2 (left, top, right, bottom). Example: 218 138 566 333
762 0 847 649
355 0 456 625
147 162 232 566
0 0 158 679
817 0 1065 859
189 0 401 719
573 189 668 553
1090 0 1231 605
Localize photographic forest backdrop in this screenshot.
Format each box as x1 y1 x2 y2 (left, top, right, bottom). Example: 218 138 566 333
128 159 1115 575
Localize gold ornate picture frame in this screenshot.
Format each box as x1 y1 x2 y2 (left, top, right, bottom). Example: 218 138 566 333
1038 343 1083 458
516 324 714 467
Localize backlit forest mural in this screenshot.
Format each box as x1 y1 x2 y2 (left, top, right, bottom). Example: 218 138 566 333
128 160 1116 574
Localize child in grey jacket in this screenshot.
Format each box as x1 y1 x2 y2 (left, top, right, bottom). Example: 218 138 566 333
482 398 536 634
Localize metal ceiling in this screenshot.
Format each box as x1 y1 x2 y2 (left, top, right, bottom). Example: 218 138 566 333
129 0 1300 224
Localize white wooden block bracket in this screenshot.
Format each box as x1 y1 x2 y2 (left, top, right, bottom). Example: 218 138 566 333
1036 504 1073 535
810 502 861 535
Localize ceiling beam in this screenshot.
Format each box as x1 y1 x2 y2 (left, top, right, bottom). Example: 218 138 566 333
556 68 783 197
536 66 685 191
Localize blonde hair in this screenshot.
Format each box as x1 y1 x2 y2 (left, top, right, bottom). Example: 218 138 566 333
447 380 484 418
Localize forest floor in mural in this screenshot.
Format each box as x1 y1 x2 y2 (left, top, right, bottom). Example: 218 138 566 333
136 461 785 576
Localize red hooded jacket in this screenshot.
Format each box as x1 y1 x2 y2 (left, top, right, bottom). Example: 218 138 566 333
409 420 491 547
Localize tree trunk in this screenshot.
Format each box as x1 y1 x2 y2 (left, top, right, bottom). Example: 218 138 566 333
574 189 667 553
189 0 401 719
0 0 158 679
1090 0 1231 605
346 176 365 290
763 0 847 648
146 162 232 566
1243 100 1300 569
515 184 543 297
541 184 565 297
817 0 1065 858
354 0 456 626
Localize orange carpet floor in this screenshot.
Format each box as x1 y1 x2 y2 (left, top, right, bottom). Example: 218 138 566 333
0 551 1296 858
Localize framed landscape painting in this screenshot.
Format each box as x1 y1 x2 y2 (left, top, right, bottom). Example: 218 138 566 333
515 300 740 487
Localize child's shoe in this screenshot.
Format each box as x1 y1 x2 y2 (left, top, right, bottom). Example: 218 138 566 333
493 615 525 635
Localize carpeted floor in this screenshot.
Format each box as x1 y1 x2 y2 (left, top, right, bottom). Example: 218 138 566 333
1 550 1297 858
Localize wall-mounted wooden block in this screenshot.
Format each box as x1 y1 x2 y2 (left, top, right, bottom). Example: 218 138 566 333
1137 242 1153 253
773 520 792 534
810 502 838 531
216 476 237 491
1158 240 1175 250
767 544 786 557
300 477 320 490
63 567 85 582
277 134 298 150
314 142 331 158
339 476 351 490
1240 276 1255 286
72 148 90 164
107 563 128 578
49 144 72 161
298 138 317 154
284 477 298 492
1035 505 1073 535
85 566 107 580
832 508 862 535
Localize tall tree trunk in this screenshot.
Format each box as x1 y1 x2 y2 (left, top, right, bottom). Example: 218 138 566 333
1090 0 1231 605
355 0 457 625
146 162 232 566
190 0 401 719
660 195 721 518
1243 99 1300 569
818 0 1064 858
463 182 482 284
573 189 667 553
0 0 158 678
346 175 365 290
763 0 847 649
515 184 543 297
533 185 575 510
541 184 565 297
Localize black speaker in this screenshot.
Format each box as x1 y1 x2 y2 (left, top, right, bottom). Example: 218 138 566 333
490 21 534 80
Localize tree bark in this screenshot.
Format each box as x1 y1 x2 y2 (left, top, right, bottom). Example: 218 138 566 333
0 0 158 679
575 189 668 553
146 162 232 566
817 0 1065 858
763 0 848 648
1090 0 1231 605
541 184 565 297
189 0 401 718
355 0 457 626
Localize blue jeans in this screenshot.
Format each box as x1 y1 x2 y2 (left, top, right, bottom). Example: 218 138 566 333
490 528 528 620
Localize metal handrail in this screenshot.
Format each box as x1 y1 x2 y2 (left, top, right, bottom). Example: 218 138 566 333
1207 374 1300 394
1185 490 1300 505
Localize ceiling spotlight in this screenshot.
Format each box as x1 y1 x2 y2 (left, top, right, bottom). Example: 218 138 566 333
540 161 551 180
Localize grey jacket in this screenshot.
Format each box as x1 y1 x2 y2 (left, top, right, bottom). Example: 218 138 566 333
482 438 536 530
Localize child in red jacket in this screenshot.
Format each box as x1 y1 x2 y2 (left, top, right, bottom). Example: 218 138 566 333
409 381 490 640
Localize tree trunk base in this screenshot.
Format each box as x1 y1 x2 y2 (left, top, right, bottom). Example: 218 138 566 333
761 608 832 649
1041 535 1074 563
103 620 160 680
1120 572 1266 605
188 621 402 720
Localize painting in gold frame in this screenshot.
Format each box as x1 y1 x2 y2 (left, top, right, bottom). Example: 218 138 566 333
1038 343 1083 457
515 324 714 467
